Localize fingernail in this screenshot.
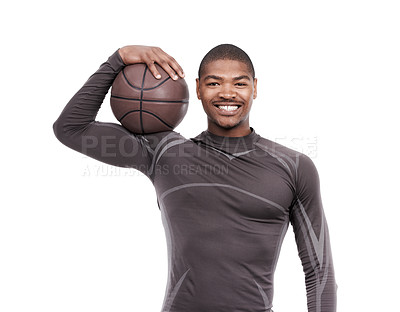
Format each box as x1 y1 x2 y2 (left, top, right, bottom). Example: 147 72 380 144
156 74 161 79
173 75 178 80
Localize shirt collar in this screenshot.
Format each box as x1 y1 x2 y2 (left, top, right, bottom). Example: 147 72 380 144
190 127 260 153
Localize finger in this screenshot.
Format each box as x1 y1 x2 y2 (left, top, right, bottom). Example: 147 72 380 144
158 59 179 80
146 61 162 79
154 48 184 79
166 55 185 79
145 51 177 80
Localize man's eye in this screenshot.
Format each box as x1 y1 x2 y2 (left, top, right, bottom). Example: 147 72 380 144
236 83 247 87
207 82 219 86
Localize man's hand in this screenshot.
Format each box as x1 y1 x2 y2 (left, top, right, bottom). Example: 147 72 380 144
118 45 185 80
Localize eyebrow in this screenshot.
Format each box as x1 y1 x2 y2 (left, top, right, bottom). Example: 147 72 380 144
204 75 223 81
204 75 251 81
233 75 251 81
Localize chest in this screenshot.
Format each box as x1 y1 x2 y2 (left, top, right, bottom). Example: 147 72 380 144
154 144 296 221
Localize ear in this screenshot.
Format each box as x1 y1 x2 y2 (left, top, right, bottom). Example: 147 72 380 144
253 78 258 99
196 78 201 100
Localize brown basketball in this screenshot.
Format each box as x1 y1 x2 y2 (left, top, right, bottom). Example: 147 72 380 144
110 63 189 134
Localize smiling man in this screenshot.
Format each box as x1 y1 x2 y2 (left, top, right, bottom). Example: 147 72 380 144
54 44 337 312
196 52 257 137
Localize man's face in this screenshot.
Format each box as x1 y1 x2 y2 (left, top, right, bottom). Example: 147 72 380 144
196 59 257 135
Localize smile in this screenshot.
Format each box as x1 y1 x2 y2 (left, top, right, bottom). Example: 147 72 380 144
217 105 239 111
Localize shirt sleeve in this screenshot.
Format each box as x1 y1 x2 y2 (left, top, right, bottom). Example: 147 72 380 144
53 49 159 177
290 154 337 312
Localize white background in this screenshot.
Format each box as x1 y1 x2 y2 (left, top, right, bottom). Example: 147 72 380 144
1 0 399 311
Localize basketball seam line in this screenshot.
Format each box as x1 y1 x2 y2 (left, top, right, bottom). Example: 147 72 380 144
118 110 173 129
122 69 141 91
111 95 189 104
146 76 171 90
140 67 148 134
122 67 171 91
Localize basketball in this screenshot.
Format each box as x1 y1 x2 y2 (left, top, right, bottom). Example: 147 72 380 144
110 63 189 134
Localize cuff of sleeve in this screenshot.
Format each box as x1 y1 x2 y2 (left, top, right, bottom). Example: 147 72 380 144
107 49 126 73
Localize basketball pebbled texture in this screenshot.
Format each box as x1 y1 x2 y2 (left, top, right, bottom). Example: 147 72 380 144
110 63 189 134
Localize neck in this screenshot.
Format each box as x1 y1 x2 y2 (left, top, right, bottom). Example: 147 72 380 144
207 122 252 137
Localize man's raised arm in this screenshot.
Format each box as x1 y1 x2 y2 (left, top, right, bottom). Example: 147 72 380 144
53 45 185 172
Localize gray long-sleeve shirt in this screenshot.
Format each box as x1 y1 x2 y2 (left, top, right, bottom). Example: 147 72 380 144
53 49 337 312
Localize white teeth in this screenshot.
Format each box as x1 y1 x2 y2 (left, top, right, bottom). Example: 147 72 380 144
218 105 238 111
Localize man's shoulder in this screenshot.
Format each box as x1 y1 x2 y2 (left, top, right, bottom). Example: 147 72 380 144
140 130 188 152
255 134 320 184
255 135 304 160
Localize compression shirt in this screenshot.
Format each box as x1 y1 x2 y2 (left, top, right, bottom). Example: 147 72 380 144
53 50 337 312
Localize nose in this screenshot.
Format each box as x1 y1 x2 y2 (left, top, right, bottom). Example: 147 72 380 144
218 83 236 99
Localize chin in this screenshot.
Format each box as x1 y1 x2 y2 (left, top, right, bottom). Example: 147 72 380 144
219 123 238 129
216 120 242 130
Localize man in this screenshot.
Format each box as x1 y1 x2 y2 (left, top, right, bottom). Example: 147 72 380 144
54 44 337 312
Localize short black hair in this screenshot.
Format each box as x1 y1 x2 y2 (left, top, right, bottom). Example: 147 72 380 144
198 44 255 79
